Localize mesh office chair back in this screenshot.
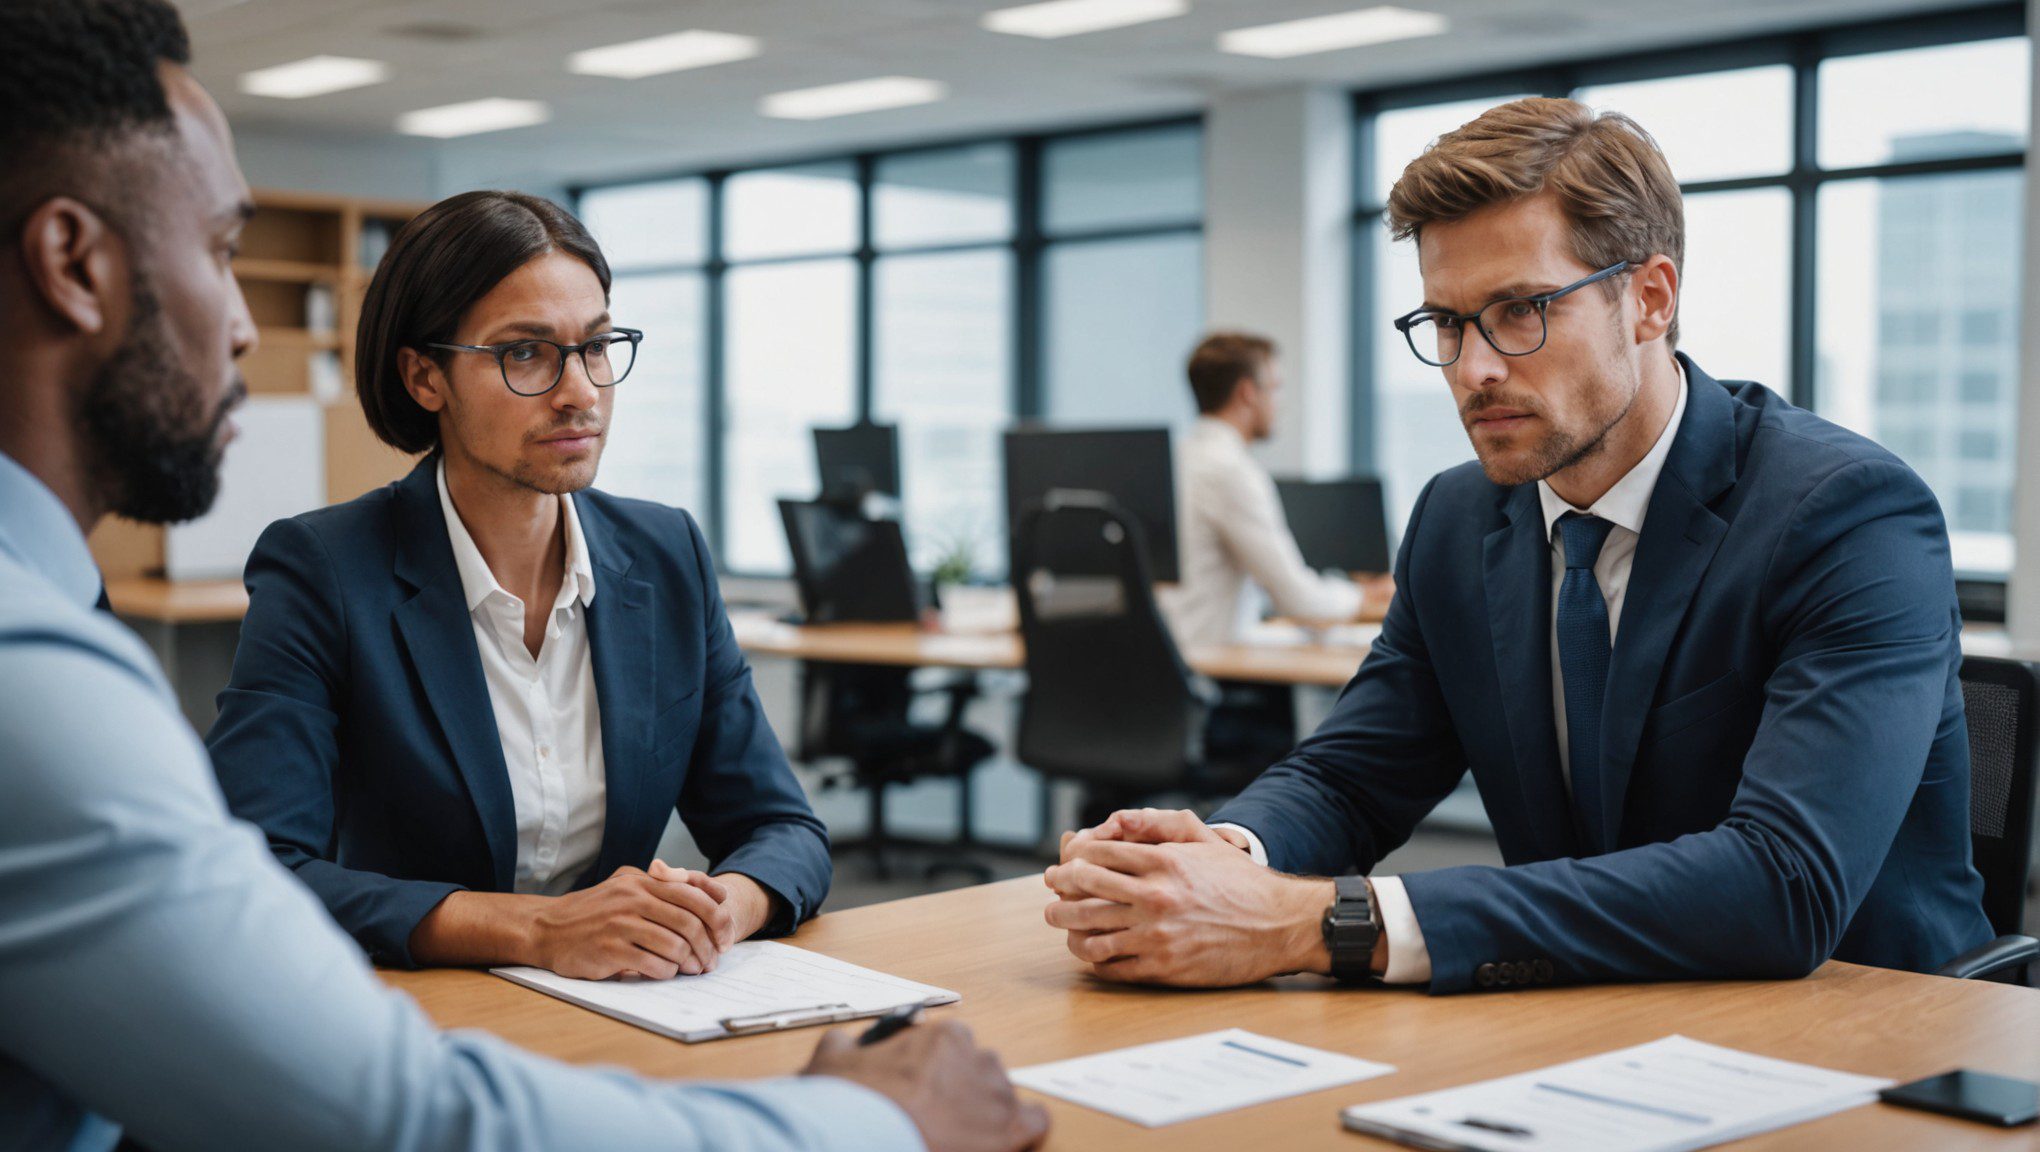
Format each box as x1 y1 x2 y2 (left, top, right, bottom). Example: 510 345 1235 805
1958 654 2040 937
1013 492 1205 793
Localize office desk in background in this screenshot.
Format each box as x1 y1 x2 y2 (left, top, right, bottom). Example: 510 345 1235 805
104 576 2027 712
101 578 1383 690
381 876 2039 1152
725 612 1379 689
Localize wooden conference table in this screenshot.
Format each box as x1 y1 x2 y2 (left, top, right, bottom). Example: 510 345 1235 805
382 877 2039 1151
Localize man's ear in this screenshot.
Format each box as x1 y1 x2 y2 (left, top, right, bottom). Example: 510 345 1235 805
1632 253 1678 346
397 346 449 414
17 197 126 336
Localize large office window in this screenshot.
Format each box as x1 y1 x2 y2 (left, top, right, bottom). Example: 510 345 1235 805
1041 124 1205 427
576 121 1204 576
1353 10 2027 579
578 178 711 525
872 143 1016 577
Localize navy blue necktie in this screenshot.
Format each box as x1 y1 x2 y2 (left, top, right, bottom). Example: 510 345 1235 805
1556 512 1616 855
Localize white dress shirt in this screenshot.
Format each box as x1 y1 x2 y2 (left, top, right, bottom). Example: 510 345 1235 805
437 462 607 897
1220 363 1690 985
1163 417 1366 648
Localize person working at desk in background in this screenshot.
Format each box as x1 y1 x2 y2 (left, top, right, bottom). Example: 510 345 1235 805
1045 97 1994 993
207 190 832 980
1164 331 1396 649
0 3 1045 1149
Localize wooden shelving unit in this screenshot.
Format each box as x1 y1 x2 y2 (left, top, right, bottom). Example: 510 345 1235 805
88 188 432 581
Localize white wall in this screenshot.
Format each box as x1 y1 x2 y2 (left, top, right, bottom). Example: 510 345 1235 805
234 123 572 208
1203 86 1353 478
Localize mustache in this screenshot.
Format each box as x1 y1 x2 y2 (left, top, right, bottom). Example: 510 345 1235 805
530 419 605 441
1459 390 1543 420
210 376 248 431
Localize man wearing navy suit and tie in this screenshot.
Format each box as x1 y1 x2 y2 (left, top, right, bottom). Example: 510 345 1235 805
1044 97 1994 993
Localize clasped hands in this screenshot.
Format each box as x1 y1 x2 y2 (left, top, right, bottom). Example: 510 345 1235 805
1042 808 1335 987
412 859 776 980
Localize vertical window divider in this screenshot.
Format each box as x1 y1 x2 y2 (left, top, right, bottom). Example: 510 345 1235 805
705 172 730 561
1789 41 1822 411
1014 135 1046 421
855 153 878 423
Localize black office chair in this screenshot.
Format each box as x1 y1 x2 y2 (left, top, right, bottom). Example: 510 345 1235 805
1013 492 1223 840
1934 654 2040 984
794 661 997 881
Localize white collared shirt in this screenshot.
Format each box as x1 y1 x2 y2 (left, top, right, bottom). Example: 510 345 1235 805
1221 361 1691 985
1538 360 1689 782
437 461 607 897
1162 417 1367 648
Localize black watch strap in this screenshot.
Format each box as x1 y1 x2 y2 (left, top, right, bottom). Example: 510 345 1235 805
1322 875 1382 983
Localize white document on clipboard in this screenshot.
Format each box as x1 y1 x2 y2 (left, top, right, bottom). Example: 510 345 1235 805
1341 1035 1891 1152
492 941 958 1043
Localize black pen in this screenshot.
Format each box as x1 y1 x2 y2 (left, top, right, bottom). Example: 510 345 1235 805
858 1004 923 1046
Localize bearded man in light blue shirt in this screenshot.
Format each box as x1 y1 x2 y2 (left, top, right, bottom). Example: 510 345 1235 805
0 4 1047 1151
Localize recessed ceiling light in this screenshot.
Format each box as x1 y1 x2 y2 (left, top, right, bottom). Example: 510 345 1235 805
1218 6 1448 59
982 0 1188 39
396 98 551 138
567 30 761 79
238 55 389 99
760 76 947 120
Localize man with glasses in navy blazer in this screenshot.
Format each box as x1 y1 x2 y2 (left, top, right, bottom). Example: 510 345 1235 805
1043 97 1994 994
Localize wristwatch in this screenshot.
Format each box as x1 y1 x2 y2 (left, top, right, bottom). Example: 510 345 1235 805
1321 875 1382 982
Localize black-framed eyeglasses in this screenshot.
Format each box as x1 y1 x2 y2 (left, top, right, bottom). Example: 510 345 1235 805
1392 263 1634 368
427 328 644 396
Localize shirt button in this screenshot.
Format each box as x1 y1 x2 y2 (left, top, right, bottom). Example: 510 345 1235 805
1475 963 1498 988
537 745 550 760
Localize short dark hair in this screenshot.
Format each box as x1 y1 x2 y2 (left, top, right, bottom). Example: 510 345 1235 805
355 191 613 454
0 0 192 234
1186 332 1276 414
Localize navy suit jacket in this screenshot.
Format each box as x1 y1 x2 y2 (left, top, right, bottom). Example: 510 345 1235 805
208 458 830 967
1211 356 1992 993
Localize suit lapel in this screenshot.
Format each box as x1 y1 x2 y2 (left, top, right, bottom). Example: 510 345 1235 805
1484 483 1579 861
390 458 518 891
576 494 658 884
1592 355 1737 851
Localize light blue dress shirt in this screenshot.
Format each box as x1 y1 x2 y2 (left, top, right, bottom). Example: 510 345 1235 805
0 450 923 1152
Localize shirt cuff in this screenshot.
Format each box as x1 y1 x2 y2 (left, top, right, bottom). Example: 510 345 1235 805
1210 823 1268 867
1369 875 1431 985
749 1076 927 1152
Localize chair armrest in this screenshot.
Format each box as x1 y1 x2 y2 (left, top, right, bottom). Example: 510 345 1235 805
1935 934 2040 981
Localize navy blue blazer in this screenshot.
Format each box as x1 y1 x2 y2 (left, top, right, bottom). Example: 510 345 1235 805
1212 356 1992 993
207 458 830 967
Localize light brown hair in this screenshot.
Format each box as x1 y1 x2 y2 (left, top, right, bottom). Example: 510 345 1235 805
1186 331 1275 414
1385 96 1683 344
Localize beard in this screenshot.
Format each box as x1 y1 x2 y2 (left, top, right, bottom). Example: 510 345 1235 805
1461 362 1639 488
77 276 244 524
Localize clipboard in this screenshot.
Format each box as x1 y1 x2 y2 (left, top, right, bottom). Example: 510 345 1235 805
492 940 960 1043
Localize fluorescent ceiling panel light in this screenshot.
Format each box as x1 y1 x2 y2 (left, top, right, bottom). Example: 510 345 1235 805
397 97 551 138
982 0 1188 39
567 30 761 79
1218 6 1447 59
760 76 947 120
238 55 389 99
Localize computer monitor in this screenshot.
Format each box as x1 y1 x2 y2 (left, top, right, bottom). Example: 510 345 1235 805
1003 428 1178 583
814 423 901 501
1275 477 1391 574
778 498 921 624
